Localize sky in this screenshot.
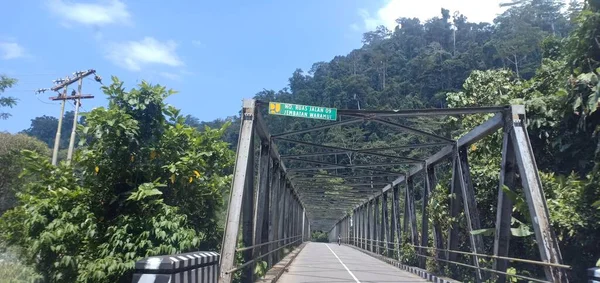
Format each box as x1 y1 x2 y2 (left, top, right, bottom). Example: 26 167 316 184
0 0 514 133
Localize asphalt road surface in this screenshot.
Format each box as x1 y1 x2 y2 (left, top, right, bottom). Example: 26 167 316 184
277 242 428 283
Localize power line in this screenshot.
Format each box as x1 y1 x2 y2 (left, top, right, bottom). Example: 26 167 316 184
37 69 103 165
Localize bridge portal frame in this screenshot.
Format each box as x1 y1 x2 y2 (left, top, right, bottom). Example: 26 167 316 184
219 99 568 283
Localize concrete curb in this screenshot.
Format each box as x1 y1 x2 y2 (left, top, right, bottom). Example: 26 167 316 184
346 245 460 283
255 242 307 283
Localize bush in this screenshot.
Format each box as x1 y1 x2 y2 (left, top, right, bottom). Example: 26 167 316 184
0 78 233 282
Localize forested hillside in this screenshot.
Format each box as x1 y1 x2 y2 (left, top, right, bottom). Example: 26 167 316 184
185 0 600 281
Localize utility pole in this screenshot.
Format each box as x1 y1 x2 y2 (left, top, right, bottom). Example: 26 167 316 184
51 77 68 166
66 73 84 163
41 69 99 166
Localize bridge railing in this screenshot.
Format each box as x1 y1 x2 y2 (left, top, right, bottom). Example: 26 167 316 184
219 99 310 283
328 105 571 283
132 251 220 283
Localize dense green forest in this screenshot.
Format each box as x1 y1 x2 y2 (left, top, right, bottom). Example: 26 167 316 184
1 0 599 282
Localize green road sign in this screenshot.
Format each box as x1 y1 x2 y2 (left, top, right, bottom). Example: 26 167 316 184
269 102 337 121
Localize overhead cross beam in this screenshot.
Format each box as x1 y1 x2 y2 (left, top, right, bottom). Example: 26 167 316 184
274 137 425 162
371 118 454 143
280 142 450 159
272 118 363 138
336 106 507 117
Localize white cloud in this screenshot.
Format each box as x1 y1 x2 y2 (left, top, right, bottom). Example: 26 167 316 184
355 0 578 32
47 0 131 26
106 37 183 71
0 42 25 59
191 40 203 47
355 0 506 31
159 72 182 81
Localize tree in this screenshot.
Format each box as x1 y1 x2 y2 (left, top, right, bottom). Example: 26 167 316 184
0 75 17 120
0 77 233 282
22 111 84 149
0 133 50 215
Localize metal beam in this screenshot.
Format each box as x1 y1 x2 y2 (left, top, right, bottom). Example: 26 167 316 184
219 99 255 283
290 173 401 179
509 106 567 282
275 137 425 162
348 112 505 211
493 126 517 282
280 142 449 159
337 106 507 117
372 118 454 143
295 182 390 187
456 147 484 282
241 135 255 282
288 165 409 173
272 118 363 138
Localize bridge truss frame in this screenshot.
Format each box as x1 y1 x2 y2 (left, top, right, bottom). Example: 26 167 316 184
219 99 568 283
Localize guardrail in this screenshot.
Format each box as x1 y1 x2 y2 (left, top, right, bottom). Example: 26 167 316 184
132 251 220 283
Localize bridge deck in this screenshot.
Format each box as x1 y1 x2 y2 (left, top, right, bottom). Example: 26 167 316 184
277 242 427 283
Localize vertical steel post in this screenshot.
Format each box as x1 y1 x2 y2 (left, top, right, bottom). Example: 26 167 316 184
374 196 380 254
447 150 463 264
302 207 306 242
509 106 567 282
406 177 419 245
268 164 280 266
426 165 444 261
382 191 391 257
241 132 255 282
456 147 484 282
420 168 430 268
367 201 373 251
493 124 516 283
219 99 256 283
277 171 286 262
392 184 402 259
253 142 270 268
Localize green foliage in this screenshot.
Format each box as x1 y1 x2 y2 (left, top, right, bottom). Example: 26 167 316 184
0 75 17 120
21 111 84 149
0 256 41 283
311 231 329 242
0 133 50 214
254 260 268 278
399 238 418 266
0 77 233 282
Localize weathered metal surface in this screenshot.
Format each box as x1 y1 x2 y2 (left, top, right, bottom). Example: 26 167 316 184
241 135 255 282
276 137 424 162
510 106 567 282
374 196 380 254
426 164 445 260
268 165 280 266
273 118 362 138
337 106 507 117
219 99 255 283
348 113 504 209
254 143 271 268
421 169 430 268
406 176 419 245
493 128 517 282
372 118 454 143
392 184 402 258
456 147 484 282
447 151 462 264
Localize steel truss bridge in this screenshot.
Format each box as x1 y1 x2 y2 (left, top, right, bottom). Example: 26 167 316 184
133 99 588 283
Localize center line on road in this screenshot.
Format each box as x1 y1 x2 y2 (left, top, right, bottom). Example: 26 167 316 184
325 244 361 283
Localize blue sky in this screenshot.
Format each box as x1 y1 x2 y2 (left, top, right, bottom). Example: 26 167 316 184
1 0 510 133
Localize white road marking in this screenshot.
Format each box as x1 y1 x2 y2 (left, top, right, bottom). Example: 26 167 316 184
325 244 361 283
